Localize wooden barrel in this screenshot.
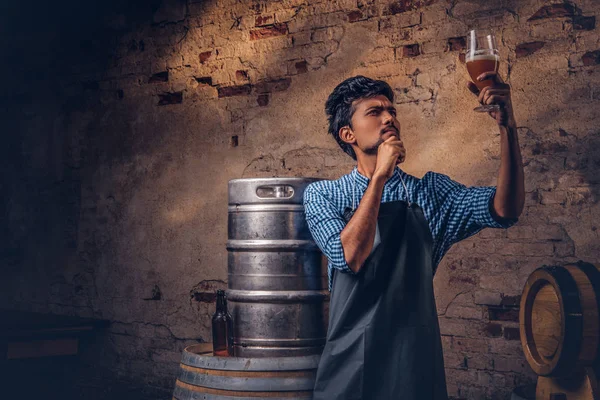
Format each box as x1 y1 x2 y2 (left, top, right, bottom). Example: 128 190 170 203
172 343 320 399
520 261 600 377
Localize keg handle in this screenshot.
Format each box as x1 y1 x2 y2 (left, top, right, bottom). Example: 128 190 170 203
256 185 295 199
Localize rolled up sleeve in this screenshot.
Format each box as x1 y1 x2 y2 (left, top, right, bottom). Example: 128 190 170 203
477 186 520 229
303 184 354 274
429 172 518 245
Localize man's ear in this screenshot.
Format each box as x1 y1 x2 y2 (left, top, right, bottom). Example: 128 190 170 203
339 126 355 145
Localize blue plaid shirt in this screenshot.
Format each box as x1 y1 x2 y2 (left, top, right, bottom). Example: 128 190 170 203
303 166 518 291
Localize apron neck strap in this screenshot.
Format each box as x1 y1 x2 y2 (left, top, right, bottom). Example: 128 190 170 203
353 167 411 210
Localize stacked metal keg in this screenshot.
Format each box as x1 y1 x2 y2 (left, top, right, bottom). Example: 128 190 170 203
226 177 329 357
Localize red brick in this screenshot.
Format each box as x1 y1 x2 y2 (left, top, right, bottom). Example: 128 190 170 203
257 94 269 107
458 52 466 63
447 37 466 52
217 84 252 98
573 15 596 30
199 51 213 63
516 41 545 58
295 60 308 74
449 274 477 285
195 76 212 86
347 10 364 23
250 2 266 14
235 70 250 81
157 91 182 106
254 78 291 93
148 71 169 83
249 23 288 40
527 3 577 21
388 0 435 15
255 14 274 27
440 318 485 338
503 327 520 340
474 290 502 306
500 295 520 307
402 43 420 57
487 306 519 322
483 322 502 337
582 50 600 66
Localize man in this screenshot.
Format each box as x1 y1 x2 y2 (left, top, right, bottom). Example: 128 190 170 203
303 74 524 400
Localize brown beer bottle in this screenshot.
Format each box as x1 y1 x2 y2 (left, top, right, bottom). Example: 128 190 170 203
212 289 234 356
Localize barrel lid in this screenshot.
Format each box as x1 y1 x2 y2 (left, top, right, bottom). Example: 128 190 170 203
228 177 323 205
181 343 321 370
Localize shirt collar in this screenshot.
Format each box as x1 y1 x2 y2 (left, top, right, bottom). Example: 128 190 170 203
350 166 402 192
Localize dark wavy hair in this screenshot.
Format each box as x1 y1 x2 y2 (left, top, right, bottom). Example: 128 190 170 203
325 75 394 160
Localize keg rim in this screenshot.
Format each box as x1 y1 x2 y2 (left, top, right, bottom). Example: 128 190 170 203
228 177 323 184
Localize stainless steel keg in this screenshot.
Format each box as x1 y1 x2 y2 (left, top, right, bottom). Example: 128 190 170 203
227 178 328 357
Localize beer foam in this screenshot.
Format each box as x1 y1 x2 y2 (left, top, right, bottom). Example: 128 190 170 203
465 53 499 62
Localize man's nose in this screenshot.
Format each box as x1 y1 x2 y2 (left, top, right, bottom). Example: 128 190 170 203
382 111 394 125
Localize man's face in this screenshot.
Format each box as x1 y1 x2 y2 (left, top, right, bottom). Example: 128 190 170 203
346 95 401 156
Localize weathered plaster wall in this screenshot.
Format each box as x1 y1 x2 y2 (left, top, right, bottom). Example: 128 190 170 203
2 0 600 398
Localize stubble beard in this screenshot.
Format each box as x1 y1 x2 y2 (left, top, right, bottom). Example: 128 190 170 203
363 137 384 155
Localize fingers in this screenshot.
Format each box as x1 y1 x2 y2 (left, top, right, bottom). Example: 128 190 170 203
478 87 509 104
395 150 406 164
486 95 504 105
467 81 480 95
383 136 404 147
485 92 508 105
477 71 504 83
477 86 504 103
381 138 405 159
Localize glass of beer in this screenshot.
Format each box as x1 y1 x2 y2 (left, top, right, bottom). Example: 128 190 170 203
466 29 500 113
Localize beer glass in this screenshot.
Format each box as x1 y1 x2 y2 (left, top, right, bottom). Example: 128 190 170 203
466 29 500 113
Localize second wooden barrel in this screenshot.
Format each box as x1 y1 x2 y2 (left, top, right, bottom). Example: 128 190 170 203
172 343 320 399
520 261 600 377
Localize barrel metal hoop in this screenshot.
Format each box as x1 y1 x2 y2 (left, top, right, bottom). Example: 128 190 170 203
233 337 326 347
545 265 583 376
226 240 319 251
575 261 600 368
174 379 314 400
226 289 330 303
180 345 321 371
178 372 316 392
228 204 304 212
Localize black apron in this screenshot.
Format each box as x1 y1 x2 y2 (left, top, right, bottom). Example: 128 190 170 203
313 199 448 400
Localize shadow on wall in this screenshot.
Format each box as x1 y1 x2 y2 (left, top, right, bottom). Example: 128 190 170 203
5 0 600 306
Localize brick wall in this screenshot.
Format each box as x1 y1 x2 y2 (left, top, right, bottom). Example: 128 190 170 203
2 0 600 398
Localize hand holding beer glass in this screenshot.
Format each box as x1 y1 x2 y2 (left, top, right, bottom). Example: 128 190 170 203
466 29 501 113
